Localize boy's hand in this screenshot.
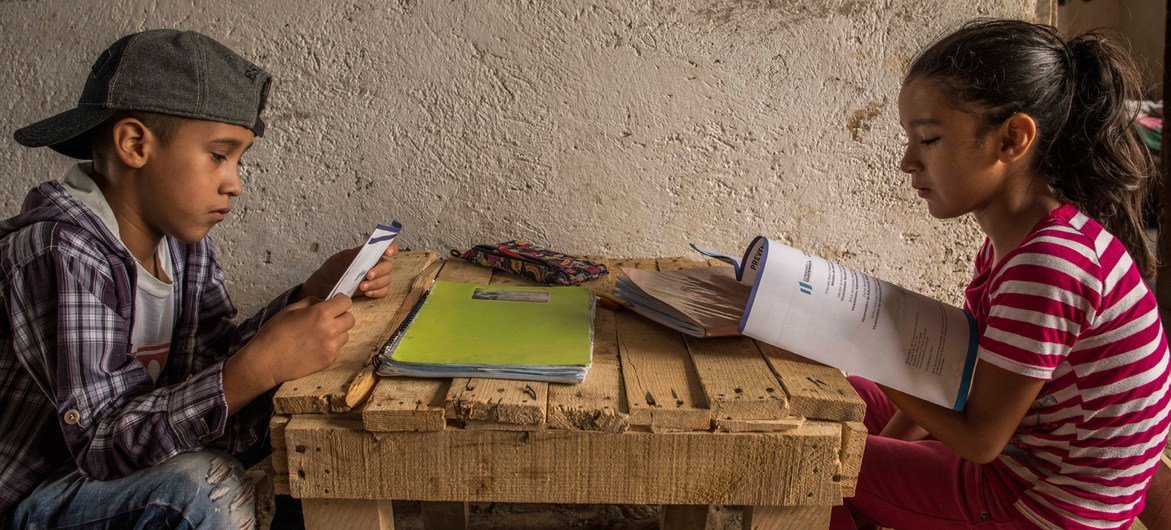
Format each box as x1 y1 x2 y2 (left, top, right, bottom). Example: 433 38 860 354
247 295 356 384
299 242 399 301
224 295 356 412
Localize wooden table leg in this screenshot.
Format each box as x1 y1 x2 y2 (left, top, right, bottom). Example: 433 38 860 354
302 499 395 530
661 505 711 529
742 505 830 530
421 501 469 529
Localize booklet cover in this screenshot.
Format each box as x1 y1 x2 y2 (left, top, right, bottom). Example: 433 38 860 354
328 221 402 299
376 280 594 383
615 237 978 410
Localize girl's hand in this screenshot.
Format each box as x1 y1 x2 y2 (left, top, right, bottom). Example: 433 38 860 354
298 242 399 301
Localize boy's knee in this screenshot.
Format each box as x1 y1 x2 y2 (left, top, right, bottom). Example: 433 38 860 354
156 450 256 529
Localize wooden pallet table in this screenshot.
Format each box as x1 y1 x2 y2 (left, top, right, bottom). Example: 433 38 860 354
271 251 866 529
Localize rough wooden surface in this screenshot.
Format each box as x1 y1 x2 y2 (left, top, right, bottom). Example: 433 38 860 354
274 251 437 414
617 310 712 431
547 300 629 432
445 377 548 426
838 421 867 498
271 414 290 495
362 377 449 432
714 416 805 433
285 417 842 506
546 359 629 432
742 505 831 530
757 343 865 422
272 253 864 524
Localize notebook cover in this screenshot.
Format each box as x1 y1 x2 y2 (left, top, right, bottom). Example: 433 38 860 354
388 280 593 367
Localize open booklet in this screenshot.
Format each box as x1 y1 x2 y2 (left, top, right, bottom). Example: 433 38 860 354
614 237 978 410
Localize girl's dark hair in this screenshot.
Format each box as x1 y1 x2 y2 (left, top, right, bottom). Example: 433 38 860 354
906 19 1156 276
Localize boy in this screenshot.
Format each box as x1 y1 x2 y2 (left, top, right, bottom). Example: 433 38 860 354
1 29 395 527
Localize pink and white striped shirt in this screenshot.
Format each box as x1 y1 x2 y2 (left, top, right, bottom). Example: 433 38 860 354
965 204 1171 529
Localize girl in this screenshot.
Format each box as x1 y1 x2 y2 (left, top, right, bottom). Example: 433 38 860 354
833 20 1171 529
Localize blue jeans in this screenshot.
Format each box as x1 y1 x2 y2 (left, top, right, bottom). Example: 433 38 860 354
9 449 255 529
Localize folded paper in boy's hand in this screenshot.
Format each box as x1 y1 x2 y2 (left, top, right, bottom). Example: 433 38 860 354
328 221 402 299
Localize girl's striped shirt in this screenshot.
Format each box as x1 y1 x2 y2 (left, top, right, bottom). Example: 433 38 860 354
965 204 1171 530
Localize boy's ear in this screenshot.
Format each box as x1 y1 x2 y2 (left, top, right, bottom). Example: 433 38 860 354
998 113 1038 164
109 118 152 169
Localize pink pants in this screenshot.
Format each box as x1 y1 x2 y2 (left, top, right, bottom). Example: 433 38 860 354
829 377 1033 529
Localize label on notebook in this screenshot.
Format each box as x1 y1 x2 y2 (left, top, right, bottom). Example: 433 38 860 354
471 288 550 303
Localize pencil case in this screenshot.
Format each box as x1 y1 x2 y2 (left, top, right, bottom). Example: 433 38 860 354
452 241 608 286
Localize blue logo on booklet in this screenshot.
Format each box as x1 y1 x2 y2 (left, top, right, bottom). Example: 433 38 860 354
798 281 813 295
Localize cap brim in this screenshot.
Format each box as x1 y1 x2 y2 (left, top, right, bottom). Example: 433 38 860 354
14 106 117 159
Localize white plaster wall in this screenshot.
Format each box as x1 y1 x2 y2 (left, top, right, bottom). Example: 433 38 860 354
0 0 1047 314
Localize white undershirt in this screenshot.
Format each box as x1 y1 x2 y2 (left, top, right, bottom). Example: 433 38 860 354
64 164 174 384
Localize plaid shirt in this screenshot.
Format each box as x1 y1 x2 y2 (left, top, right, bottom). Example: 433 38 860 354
0 171 294 518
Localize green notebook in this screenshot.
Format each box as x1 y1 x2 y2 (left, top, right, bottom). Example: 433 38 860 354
375 280 594 383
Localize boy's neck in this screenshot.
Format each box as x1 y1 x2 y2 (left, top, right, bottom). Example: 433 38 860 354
89 166 166 278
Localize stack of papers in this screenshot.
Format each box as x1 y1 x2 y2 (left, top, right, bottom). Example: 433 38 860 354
376 280 594 383
614 266 749 337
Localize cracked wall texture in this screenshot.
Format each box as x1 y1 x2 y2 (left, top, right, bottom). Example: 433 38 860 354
0 0 1051 313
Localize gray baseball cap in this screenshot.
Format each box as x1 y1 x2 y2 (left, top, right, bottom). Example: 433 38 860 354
14 29 271 159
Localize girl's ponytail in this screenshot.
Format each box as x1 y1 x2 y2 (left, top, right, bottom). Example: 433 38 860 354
1046 33 1154 276
907 20 1156 276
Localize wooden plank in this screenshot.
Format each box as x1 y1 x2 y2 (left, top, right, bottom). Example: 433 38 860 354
421 501 469 530
757 343 865 422
685 337 789 421
271 414 290 495
742 505 830 530
616 258 711 431
614 315 710 431
434 257 495 283
461 419 545 431
660 505 711 529
714 417 804 433
838 421 866 498
656 257 709 271
363 377 449 432
547 359 629 433
547 278 628 433
445 377 547 426
284 417 843 506
274 251 437 414
302 498 394 530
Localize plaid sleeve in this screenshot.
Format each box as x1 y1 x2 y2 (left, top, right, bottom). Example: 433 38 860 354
42 234 233 479
184 238 297 452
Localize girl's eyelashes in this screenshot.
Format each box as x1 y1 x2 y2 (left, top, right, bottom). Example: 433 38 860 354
210 153 227 162
920 137 941 145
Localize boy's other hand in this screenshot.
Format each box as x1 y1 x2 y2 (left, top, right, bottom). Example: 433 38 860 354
299 242 399 301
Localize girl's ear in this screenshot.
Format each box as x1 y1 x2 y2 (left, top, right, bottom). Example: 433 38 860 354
110 118 152 170
998 113 1038 164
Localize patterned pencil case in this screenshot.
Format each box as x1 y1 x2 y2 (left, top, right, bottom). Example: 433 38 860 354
452 241 608 286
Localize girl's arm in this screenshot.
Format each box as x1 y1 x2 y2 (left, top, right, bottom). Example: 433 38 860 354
882 360 1046 463
880 409 930 440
